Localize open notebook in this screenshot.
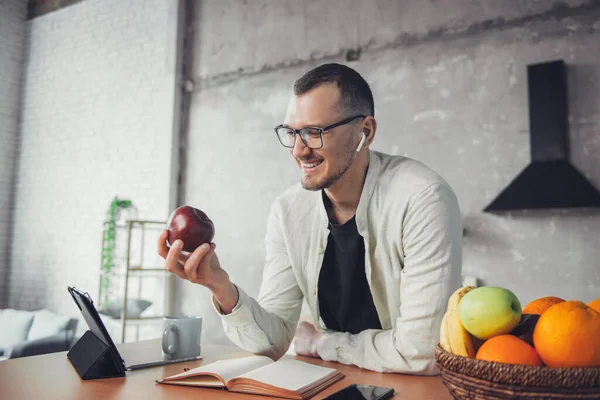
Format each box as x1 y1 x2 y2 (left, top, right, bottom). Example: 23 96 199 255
156 355 344 399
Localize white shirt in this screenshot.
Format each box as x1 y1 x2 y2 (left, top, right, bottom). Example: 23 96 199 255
212 150 463 374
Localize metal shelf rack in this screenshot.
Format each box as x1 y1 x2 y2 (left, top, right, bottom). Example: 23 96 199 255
99 219 173 343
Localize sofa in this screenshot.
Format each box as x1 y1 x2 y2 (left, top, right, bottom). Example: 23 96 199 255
0 308 79 360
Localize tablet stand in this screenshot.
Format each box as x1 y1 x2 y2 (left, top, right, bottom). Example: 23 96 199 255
67 330 126 380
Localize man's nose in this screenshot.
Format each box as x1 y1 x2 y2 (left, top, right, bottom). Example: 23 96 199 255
291 134 311 158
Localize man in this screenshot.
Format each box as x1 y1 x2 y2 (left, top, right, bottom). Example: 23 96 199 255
158 63 462 374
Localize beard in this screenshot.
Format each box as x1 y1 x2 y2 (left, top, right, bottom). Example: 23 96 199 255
301 136 357 191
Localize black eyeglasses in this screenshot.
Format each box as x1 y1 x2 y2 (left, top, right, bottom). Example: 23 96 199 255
274 115 366 149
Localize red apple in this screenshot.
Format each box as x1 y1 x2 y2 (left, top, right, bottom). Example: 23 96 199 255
166 206 215 252
509 313 540 346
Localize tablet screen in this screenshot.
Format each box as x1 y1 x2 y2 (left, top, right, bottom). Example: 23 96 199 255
68 286 125 365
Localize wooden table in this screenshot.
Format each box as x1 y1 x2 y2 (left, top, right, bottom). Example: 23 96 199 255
0 339 453 399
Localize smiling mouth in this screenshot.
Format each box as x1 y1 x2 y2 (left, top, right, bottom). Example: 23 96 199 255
300 160 323 170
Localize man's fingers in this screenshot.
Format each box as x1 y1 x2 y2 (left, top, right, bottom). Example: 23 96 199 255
177 251 191 266
164 239 215 284
165 240 187 278
160 231 187 279
184 243 211 282
157 230 170 259
187 243 211 267
169 265 188 280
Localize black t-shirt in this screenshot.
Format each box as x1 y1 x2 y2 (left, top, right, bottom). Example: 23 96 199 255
317 207 382 334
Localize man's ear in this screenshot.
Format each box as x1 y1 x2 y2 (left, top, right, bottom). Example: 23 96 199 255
361 117 377 148
356 132 367 152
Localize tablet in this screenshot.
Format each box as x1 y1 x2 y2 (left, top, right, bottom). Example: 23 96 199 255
68 286 126 366
68 286 202 370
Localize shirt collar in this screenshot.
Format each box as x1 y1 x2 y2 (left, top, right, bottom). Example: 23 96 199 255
315 150 381 229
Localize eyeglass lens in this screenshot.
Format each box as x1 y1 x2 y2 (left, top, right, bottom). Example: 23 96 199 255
276 127 322 149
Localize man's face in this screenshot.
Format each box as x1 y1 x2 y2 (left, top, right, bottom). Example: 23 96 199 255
283 83 360 191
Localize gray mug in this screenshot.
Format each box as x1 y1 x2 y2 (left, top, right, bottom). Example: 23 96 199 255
161 316 202 360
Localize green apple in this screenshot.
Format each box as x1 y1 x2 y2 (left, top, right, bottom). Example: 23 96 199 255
458 286 522 340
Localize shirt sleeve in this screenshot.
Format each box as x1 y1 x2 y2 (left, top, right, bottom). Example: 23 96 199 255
316 182 463 374
211 201 304 360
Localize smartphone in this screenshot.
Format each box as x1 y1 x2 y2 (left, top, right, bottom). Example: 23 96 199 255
323 384 395 400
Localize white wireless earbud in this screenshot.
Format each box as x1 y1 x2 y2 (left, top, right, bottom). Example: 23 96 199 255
356 132 366 152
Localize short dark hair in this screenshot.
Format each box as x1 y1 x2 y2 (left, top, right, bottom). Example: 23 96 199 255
293 63 374 117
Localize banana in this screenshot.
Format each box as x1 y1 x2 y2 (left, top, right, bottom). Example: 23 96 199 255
439 312 452 352
446 286 477 358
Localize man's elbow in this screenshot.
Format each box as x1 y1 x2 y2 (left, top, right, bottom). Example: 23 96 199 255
412 358 440 376
253 324 296 361
229 337 291 361
256 345 288 361
380 353 440 375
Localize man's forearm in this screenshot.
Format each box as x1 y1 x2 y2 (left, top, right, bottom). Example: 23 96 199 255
214 284 303 360
316 328 440 374
209 280 239 314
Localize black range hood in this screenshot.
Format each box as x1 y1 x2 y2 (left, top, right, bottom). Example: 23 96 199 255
484 60 600 212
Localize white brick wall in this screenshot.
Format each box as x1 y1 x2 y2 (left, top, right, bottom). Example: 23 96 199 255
9 0 178 324
0 0 28 308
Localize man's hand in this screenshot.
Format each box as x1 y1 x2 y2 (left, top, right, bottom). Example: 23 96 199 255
157 230 238 313
292 321 325 358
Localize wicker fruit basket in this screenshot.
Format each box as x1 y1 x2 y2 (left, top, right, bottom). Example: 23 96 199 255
435 344 600 399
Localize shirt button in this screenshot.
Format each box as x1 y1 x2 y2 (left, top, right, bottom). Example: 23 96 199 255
313 289 317 295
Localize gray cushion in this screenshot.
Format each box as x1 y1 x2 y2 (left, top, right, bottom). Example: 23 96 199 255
101 298 152 319
27 309 72 341
0 309 35 349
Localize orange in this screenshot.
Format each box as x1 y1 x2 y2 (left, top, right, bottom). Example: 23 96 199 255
475 335 543 366
588 299 600 314
533 300 600 368
522 296 565 315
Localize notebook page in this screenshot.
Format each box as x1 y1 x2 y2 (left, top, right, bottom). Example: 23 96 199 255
161 355 272 383
236 359 337 391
